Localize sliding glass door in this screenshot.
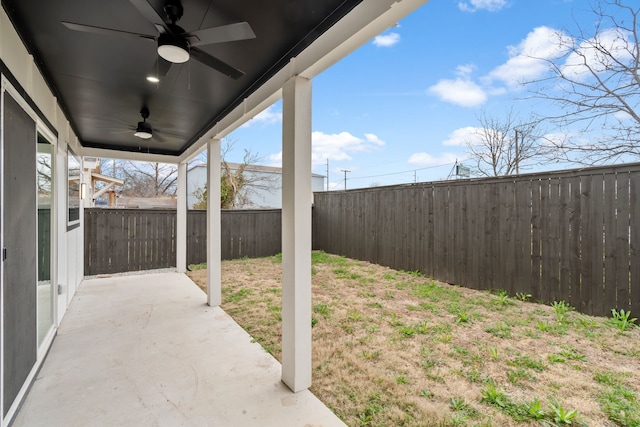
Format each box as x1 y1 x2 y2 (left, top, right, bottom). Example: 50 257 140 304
36 133 54 346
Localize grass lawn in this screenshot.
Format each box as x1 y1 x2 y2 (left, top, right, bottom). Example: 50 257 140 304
187 251 640 427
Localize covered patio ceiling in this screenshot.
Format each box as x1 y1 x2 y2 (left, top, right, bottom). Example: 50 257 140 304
1 0 428 161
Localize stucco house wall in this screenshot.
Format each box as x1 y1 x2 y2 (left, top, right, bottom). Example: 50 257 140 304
188 163 325 209
1 8 85 424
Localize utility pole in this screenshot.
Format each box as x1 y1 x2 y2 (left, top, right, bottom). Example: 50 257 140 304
340 169 350 191
326 158 330 191
514 129 520 175
414 170 417 183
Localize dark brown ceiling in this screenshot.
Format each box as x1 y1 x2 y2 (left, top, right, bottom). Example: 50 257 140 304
1 0 362 155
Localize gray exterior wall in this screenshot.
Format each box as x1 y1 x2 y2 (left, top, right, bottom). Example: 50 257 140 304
188 163 325 209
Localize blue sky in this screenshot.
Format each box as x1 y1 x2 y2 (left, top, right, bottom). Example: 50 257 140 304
225 0 619 190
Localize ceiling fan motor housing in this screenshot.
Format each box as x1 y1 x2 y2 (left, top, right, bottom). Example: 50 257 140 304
158 30 190 63
135 120 153 139
164 0 184 23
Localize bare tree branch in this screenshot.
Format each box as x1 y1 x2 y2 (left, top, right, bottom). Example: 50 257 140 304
465 109 554 177
524 0 640 164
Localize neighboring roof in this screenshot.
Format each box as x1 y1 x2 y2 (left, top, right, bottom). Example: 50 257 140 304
1 0 427 160
189 162 325 178
115 197 177 209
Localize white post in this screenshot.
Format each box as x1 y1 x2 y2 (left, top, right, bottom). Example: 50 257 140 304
207 139 222 306
281 76 312 392
176 161 187 273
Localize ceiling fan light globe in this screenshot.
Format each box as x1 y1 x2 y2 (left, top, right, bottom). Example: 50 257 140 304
158 34 190 63
134 130 153 139
134 121 153 139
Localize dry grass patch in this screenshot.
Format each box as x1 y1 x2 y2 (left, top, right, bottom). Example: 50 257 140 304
187 252 640 427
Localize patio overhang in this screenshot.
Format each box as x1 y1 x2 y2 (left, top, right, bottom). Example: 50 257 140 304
1 0 430 421
2 0 429 162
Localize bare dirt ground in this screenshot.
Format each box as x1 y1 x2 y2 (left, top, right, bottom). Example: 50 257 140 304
187 253 640 427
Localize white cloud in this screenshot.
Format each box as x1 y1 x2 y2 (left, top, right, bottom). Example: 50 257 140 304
458 0 508 12
408 152 460 166
487 26 569 87
561 28 633 81
240 105 282 128
442 126 485 146
267 152 282 167
373 32 400 47
455 64 476 78
364 133 385 146
312 131 385 164
268 131 386 167
427 78 487 107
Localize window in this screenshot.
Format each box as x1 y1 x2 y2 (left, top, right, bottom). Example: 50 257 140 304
67 147 81 230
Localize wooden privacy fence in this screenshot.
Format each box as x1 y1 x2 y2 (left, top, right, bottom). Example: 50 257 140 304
313 163 640 317
84 208 282 275
187 209 282 264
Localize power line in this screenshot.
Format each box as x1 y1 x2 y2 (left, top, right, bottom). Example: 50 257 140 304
347 161 456 181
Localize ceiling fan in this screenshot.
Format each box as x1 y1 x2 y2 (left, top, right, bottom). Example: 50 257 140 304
97 107 178 142
134 107 154 139
62 0 255 79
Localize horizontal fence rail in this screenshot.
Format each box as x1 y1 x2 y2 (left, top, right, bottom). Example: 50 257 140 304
313 163 640 317
187 209 282 264
84 209 177 275
84 208 282 276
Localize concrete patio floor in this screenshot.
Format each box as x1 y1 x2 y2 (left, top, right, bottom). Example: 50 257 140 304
12 272 346 427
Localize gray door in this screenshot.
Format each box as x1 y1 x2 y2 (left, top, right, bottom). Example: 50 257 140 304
2 93 37 416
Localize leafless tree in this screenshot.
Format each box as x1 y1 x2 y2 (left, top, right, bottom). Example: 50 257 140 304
120 162 178 197
524 0 640 164
465 110 552 177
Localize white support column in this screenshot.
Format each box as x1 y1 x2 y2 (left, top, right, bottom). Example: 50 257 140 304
206 139 222 306
281 76 312 392
176 161 187 273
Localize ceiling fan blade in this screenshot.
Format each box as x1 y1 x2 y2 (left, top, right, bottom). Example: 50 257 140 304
129 0 169 33
186 22 256 46
62 22 155 40
190 47 244 79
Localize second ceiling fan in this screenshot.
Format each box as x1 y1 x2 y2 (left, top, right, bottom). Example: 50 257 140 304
62 0 255 79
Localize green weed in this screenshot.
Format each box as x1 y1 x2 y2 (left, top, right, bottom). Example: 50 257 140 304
525 397 546 420
313 303 331 318
400 325 416 337
485 322 512 338
594 371 640 426
489 346 499 360
552 300 574 324
420 389 434 398
610 308 638 333
549 400 584 425
456 309 472 324
395 374 410 384
508 355 546 372
188 262 207 271
312 250 349 265
559 345 586 362
226 288 252 302
507 368 535 385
